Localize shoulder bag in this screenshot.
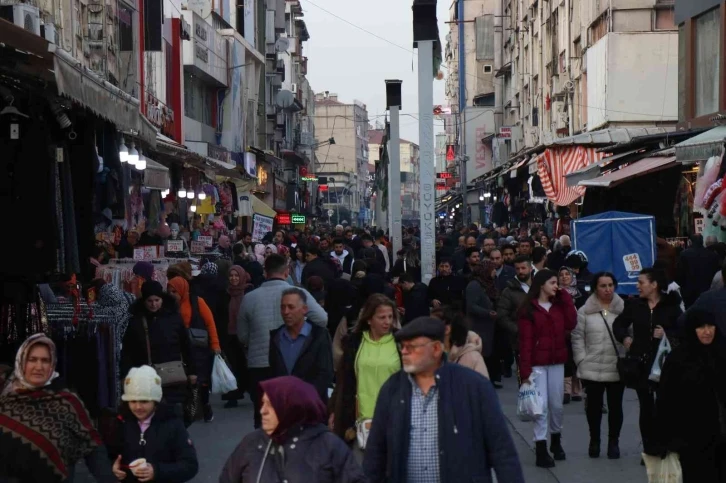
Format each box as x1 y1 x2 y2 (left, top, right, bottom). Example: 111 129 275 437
187 295 210 349
143 317 187 387
600 312 643 389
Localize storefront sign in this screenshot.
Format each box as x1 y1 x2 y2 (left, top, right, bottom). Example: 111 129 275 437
319 185 328 192
195 44 209 63
291 214 306 224
256 164 269 189
195 23 207 41
694 217 704 235
182 11 228 86
190 241 206 254
499 126 512 138
209 144 231 164
133 246 160 260
277 213 292 224
436 172 453 179
167 240 184 252
274 178 288 211
198 235 213 247
252 214 274 242
144 92 175 134
301 177 318 182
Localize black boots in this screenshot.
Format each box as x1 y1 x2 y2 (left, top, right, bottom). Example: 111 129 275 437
607 438 620 459
550 433 566 461
535 440 555 468
588 437 601 458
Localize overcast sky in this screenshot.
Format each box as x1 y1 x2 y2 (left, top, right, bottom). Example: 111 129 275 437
302 0 451 144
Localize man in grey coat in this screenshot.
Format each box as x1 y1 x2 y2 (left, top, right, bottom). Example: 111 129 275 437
238 254 328 428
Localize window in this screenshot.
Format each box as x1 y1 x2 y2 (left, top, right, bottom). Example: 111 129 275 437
118 6 133 51
483 65 493 73
184 73 214 126
475 15 494 60
694 7 721 116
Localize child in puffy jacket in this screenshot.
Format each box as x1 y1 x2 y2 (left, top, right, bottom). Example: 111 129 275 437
109 366 198 483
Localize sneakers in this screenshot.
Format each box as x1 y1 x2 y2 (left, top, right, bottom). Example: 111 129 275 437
203 403 214 423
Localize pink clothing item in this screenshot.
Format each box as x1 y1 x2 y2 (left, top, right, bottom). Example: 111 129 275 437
138 412 155 433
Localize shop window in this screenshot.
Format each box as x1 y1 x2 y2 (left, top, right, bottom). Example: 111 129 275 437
119 6 133 51
694 7 721 117
476 15 494 60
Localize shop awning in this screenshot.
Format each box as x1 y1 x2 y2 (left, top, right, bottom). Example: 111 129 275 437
154 134 251 180
565 149 645 187
51 46 156 146
674 126 726 164
578 155 677 188
252 195 277 218
143 158 171 190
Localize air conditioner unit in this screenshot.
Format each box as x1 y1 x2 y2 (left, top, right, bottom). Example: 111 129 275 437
290 83 297 93
41 22 57 44
8 4 41 35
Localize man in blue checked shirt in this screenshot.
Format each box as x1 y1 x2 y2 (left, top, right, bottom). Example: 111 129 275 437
363 317 525 483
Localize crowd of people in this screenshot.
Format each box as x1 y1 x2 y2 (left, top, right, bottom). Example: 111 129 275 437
0 221 725 483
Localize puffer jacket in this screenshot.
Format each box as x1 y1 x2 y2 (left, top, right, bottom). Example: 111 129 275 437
518 290 578 381
449 331 489 378
237 279 328 368
571 293 625 382
218 424 366 483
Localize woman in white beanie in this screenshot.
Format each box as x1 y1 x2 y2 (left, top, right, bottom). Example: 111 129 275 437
109 366 199 482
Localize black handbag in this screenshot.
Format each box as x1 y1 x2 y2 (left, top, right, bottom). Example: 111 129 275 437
187 295 209 349
601 313 643 389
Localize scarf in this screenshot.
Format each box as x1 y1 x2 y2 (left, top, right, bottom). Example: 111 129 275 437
228 265 249 334
259 376 326 445
167 277 193 325
0 335 100 481
559 267 581 298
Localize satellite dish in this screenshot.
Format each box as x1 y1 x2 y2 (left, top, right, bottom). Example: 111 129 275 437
275 90 295 109
275 37 290 53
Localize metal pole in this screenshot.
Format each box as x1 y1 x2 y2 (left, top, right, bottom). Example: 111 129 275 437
417 40 435 285
460 114 468 226
389 106 402 257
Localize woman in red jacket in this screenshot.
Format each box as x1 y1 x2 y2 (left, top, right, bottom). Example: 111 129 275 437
518 269 577 469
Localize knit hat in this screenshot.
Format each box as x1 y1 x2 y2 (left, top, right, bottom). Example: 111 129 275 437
140 280 165 300
122 366 163 402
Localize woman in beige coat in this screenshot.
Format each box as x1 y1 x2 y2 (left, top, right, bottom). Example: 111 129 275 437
432 307 489 378
571 272 626 460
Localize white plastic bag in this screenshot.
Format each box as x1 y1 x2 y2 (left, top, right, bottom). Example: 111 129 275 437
517 381 543 422
211 354 238 394
643 452 682 483
649 335 672 382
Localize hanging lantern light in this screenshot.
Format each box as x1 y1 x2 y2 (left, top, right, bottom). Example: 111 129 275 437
119 140 128 163
178 187 187 198
186 190 195 199
127 143 139 165
198 189 207 200
190 204 197 213
136 152 147 170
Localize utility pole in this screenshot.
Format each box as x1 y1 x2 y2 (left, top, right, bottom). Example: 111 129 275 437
457 0 468 227
385 80 403 257
413 0 438 285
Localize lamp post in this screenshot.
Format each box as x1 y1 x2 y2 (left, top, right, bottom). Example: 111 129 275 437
385 79 403 256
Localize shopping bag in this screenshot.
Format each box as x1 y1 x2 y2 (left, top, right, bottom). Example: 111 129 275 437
211 354 238 394
516 381 543 422
649 335 672 383
642 452 682 483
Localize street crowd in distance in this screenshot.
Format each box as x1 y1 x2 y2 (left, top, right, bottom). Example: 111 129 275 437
1 222 725 483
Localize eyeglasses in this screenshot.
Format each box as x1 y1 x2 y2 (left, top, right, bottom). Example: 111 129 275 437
397 340 436 353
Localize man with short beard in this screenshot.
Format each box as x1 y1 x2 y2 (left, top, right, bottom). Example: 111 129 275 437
427 259 466 310
363 317 525 483
458 247 481 277
496 256 533 381
491 249 516 292
481 237 496 260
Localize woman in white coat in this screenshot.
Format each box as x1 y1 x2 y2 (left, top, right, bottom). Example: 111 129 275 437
571 272 626 460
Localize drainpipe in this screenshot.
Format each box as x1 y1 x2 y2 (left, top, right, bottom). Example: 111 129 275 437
566 0 574 136
458 0 467 225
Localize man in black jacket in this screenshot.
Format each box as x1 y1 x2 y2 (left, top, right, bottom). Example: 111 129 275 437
302 246 336 288
676 234 721 308
269 288 333 403
399 273 430 324
427 258 466 310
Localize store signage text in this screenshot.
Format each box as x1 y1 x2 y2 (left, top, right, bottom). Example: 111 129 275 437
195 43 209 63
198 235 213 247
301 176 318 181
499 126 512 138
195 23 207 41
319 185 328 192
277 213 292 224
209 144 231 164
436 172 453 179
291 214 306 224
144 92 175 134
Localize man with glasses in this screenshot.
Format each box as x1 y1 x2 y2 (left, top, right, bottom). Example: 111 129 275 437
363 317 525 483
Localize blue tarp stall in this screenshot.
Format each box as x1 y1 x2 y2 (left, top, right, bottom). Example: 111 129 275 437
571 211 657 295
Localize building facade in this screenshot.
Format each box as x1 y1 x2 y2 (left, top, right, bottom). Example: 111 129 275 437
313 93 369 224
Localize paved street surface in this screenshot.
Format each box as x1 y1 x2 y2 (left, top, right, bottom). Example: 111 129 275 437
78 372 650 482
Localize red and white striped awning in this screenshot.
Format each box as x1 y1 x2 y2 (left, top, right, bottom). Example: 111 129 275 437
536 146 606 206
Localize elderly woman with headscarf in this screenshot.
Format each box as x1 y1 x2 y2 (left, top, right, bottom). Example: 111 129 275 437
220 265 251 408
219 376 365 483
167 277 221 423
121 281 196 412
0 334 116 482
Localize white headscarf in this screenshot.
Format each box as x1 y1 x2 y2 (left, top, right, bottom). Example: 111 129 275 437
8 333 59 392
